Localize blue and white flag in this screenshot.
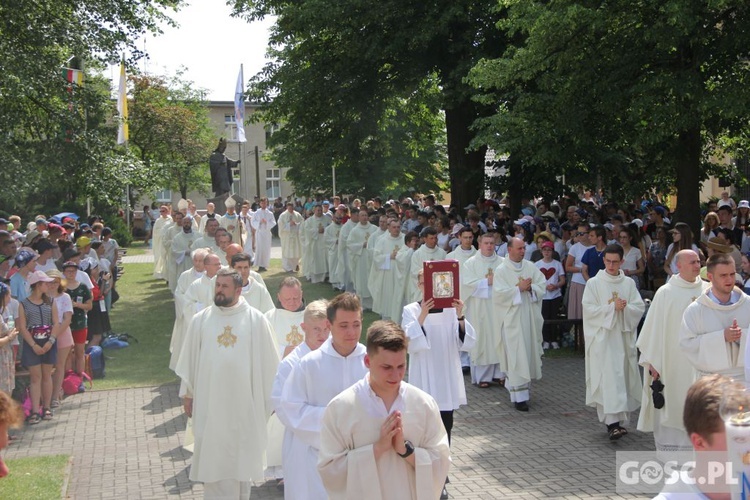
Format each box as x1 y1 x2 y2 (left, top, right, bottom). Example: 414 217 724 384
234 65 246 143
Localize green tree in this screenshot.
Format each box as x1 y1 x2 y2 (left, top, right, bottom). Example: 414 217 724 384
469 0 750 226
127 73 216 200
232 0 504 206
0 0 182 215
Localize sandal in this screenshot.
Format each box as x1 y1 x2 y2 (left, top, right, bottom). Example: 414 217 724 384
618 426 628 436
42 408 53 420
51 399 61 409
479 382 491 389
608 427 625 441
26 413 41 425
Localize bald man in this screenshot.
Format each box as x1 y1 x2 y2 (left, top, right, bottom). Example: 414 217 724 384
638 249 709 458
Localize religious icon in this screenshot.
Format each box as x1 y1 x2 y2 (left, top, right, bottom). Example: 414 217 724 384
424 260 460 308
433 272 454 298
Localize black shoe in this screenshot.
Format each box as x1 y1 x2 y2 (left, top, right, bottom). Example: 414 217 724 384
514 401 529 412
440 486 449 499
461 366 470 375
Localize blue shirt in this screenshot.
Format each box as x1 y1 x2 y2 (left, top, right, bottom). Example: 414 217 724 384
581 246 606 279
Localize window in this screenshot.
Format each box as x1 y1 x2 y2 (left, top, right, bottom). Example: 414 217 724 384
265 168 280 198
224 114 234 123
154 189 172 203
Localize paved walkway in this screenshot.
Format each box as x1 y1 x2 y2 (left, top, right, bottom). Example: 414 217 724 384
5 251 655 499
5 361 653 499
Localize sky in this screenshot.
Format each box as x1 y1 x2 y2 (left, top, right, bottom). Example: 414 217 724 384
110 0 275 101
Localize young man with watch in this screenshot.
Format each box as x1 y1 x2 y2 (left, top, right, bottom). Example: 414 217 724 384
318 320 451 500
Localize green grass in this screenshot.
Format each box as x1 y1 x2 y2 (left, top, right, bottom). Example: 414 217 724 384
99 257 380 390
0 454 70 499
123 241 147 256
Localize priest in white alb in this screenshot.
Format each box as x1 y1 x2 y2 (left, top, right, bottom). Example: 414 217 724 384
191 218 221 256
323 212 342 288
637 249 708 457
369 220 409 323
277 202 304 273
304 204 331 284
318 320 451 500
335 207 358 291
231 253 275 314
251 197 276 272
408 227 447 302
182 254 222 329
219 197 245 248
276 293 368 500
462 233 505 386
175 269 279 499
169 247 209 372
347 210 378 309
152 206 172 279
582 244 644 440
446 226 477 266
365 215 390 316
270 299 330 498
169 215 198 294
266 277 305 358
493 237 545 411
162 211 184 290
680 253 750 381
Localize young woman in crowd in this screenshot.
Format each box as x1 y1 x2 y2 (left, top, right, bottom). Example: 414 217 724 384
16 271 61 423
45 269 73 408
664 222 703 280
0 283 18 397
618 227 645 290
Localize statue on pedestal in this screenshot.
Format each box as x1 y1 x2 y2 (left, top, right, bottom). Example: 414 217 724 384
209 138 240 197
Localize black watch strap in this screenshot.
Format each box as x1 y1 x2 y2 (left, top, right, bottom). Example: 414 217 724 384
397 440 415 458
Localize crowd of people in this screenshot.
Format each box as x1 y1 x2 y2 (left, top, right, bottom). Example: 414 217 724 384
159 188 750 499
0 214 119 428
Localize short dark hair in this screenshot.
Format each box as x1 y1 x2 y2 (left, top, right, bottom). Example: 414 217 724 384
589 225 606 240
230 253 252 267
404 231 418 244
420 226 438 237
707 253 735 273
366 320 408 356
215 268 242 288
457 226 473 237
327 292 362 323
603 244 623 260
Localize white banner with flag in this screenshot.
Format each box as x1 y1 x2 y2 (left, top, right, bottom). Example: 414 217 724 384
234 66 246 143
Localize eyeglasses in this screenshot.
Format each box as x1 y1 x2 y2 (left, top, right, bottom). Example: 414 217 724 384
576 232 587 236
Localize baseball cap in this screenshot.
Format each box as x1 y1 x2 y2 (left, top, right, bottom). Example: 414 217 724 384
14 249 37 268
27 270 54 286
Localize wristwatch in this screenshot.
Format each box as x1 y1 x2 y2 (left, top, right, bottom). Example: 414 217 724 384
397 440 415 458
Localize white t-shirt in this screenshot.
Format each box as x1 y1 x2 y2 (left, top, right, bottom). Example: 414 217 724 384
568 242 591 285
620 246 642 273
536 259 564 300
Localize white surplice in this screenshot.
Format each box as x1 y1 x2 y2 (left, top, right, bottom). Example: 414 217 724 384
583 270 644 424
265 308 305 359
462 252 505 383
251 208 277 269
492 259 546 402
277 338 368 500
347 222 378 307
318 377 451 500
324 221 341 286
365 228 387 313
679 286 750 380
446 246 477 267
278 210 305 272
175 297 280 483
369 233 409 323
241 278 275 314
152 215 172 279
306 215 331 283
169 231 198 293
335 219 357 291
636 274 708 455
169 268 203 371
402 303 476 410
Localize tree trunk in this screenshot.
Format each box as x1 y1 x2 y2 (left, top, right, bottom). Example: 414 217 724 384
506 155 523 219
673 128 702 239
444 104 486 211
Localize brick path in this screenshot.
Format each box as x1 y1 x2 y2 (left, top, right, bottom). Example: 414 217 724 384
5 356 653 499
6 246 655 498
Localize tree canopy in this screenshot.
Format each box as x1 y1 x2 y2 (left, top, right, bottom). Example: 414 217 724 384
231 0 505 205
468 0 750 224
0 0 182 216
